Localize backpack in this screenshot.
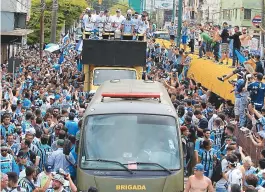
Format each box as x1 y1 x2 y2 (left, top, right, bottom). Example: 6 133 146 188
211 158 222 183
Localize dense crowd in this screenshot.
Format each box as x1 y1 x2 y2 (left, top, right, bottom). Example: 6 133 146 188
0 35 85 191
146 21 265 191
1 7 265 192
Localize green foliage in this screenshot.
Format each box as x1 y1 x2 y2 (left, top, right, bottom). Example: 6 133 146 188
27 0 87 44
87 0 131 14
109 1 131 15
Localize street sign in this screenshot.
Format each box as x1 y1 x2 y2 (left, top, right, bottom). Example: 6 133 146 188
252 15 261 26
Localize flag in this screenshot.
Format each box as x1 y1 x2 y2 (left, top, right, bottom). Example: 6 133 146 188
235 50 247 64
58 53 64 64
75 39 83 52
63 33 70 44
77 59 83 72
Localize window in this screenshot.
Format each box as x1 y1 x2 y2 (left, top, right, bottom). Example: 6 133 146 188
235 9 237 19
244 9 251 20
93 69 136 86
81 114 181 170
223 10 230 20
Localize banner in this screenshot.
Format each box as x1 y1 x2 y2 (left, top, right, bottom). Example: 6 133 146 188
154 0 174 9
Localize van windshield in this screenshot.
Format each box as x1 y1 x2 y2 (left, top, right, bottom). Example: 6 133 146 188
93 69 137 86
81 114 181 171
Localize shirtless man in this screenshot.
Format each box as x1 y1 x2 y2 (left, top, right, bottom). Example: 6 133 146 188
185 164 214 192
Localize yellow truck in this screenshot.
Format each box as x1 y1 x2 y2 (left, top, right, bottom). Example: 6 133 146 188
82 40 146 95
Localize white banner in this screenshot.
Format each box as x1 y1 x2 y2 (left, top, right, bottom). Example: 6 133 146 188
155 0 174 9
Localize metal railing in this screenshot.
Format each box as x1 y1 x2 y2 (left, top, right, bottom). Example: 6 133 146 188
235 127 262 165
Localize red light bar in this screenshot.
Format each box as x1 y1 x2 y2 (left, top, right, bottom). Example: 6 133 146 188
101 92 161 98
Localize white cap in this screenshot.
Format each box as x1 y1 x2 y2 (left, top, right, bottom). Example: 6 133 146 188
48 95 55 100
26 127 36 135
246 74 252 79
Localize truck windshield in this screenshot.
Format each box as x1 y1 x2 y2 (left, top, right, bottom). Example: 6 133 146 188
81 114 181 171
93 69 137 86
154 33 170 40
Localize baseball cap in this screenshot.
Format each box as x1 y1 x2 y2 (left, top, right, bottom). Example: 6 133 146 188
207 108 214 114
1 143 8 150
53 174 65 184
225 135 233 141
44 163 53 172
194 163 204 172
57 139 65 146
26 127 36 135
116 9 121 13
48 95 55 100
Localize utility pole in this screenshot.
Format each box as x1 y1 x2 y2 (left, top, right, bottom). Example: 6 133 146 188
172 0 176 22
40 0 45 58
51 0 58 43
207 6 210 23
177 0 183 47
260 0 265 58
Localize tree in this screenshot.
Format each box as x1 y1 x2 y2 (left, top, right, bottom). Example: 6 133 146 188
109 1 131 15
27 0 87 44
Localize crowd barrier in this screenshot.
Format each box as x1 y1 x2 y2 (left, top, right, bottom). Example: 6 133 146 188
235 127 262 165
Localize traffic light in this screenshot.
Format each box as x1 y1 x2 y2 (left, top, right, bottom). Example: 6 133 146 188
98 0 102 5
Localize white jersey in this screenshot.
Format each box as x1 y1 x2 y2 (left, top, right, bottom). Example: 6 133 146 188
95 15 105 28
83 14 96 31
137 20 149 34
112 15 125 30
132 18 139 30
103 16 113 32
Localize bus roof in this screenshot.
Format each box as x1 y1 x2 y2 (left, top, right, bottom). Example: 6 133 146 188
85 79 176 117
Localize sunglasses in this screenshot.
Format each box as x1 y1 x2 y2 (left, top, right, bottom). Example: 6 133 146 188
1 149 8 152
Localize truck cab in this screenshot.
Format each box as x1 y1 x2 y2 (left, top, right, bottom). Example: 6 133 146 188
77 79 183 192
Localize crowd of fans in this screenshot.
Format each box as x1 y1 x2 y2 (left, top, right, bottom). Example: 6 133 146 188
0 35 85 191
0 7 265 192
146 21 265 191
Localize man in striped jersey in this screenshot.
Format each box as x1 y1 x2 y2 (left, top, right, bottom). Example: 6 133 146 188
18 166 37 191
0 144 17 174
37 134 53 171
25 128 40 155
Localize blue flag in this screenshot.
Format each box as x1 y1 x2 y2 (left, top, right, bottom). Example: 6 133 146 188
77 59 83 72
235 50 247 64
58 53 64 64
63 33 69 44
75 39 83 52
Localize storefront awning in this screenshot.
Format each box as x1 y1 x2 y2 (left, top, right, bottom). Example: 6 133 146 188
0 29 33 36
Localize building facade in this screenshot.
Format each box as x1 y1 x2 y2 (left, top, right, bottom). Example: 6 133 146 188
1 0 33 63
183 0 199 22
219 0 262 28
196 0 220 24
